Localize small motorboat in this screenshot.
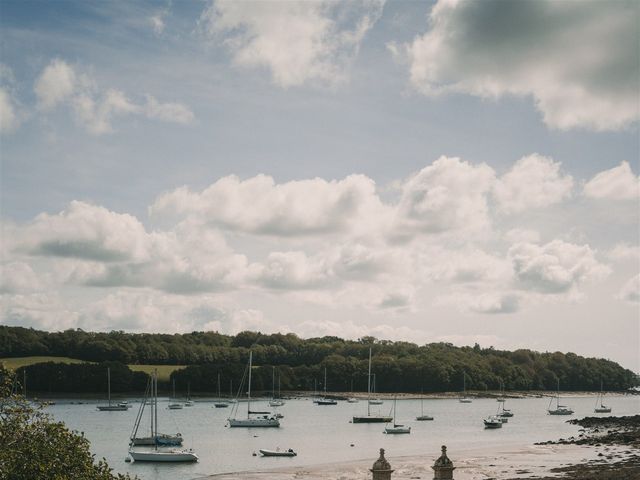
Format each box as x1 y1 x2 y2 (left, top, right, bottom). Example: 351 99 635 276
368 398 383 405
259 448 297 457
499 409 514 418
483 416 503 429
214 401 230 408
316 398 338 405
347 397 359 403
168 403 183 410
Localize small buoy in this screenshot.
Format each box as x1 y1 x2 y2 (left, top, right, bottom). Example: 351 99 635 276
253 435 258 438
252 452 257 456
350 444 354 447
125 457 132 463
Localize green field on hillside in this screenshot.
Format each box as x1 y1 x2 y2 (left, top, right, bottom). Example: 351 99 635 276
0 356 91 369
125 364 186 382
1 357 186 382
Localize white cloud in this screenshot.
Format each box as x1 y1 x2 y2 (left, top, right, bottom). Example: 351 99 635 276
250 251 333 290
150 10 167 35
200 0 385 87
509 240 610 294
493 154 573 213
583 161 640 200
34 59 194 134
395 156 495 238
0 87 19 133
150 173 389 237
0 262 44 294
1 293 80 331
397 0 639 131
34 58 77 109
504 228 541 244
617 274 640 303
438 291 520 314
144 95 195 124
607 244 640 262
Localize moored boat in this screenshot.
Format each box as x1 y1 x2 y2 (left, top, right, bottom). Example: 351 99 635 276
259 448 297 457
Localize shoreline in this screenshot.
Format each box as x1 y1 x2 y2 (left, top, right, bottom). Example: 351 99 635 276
197 415 640 480
28 390 639 401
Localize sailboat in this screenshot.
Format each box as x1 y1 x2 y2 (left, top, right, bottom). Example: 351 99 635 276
416 395 434 421
168 379 183 410
184 382 193 407
97 367 128 411
347 378 359 403
130 375 183 446
483 415 503 429
458 371 472 403
384 397 411 434
352 348 392 423
496 378 506 402
316 367 338 405
129 370 197 462
548 378 574 415
594 379 612 413
269 367 285 407
368 374 384 405
214 373 230 408
228 351 280 427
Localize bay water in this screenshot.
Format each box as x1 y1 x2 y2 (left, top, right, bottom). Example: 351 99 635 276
45 394 639 480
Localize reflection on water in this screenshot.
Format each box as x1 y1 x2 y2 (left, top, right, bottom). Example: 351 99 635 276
46 395 640 480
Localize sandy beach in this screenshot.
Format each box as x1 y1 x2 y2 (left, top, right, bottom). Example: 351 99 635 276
198 443 630 479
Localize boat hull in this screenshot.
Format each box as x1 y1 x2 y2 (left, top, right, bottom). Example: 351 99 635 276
129 449 198 462
384 426 411 434
416 415 434 421
316 399 337 405
228 418 280 427
352 416 392 423
130 434 183 446
484 421 502 429
259 449 296 457
595 407 612 413
548 409 573 415
97 405 128 411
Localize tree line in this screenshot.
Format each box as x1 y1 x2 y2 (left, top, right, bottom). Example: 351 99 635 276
2 326 637 393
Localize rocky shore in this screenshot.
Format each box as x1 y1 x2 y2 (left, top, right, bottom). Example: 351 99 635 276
525 415 640 480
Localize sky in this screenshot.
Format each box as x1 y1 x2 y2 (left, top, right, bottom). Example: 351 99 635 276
1 0 639 370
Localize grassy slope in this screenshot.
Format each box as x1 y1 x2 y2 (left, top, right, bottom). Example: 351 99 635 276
1 357 185 382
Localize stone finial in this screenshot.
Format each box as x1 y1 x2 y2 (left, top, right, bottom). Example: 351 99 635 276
432 445 455 480
371 448 394 480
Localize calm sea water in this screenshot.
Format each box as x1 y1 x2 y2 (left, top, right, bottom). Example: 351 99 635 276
45 394 639 480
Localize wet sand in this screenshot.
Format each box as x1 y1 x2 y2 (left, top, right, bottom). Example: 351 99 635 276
198 443 633 479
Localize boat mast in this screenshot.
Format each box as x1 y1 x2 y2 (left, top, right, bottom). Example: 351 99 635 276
107 367 111 407
272 366 276 399
247 351 252 419
154 370 158 447
217 372 221 398
324 367 327 396
367 347 372 416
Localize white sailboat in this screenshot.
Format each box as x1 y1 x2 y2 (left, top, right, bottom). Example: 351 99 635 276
214 373 231 408
129 370 197 462
384 397 411 434
368 374 383 405
416 396 434 421
483 415 503 429
97 367 128 411
594 379 612 413
347 378 359 403
184 382 193 407
547 379 574 415
458 371 472 403
269 367 285 407
168 379 183 409
316 367 337 405
228 351 280 427
352 348 392 424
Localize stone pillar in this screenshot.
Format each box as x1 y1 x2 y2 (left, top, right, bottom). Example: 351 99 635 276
432 445 455 480
370 448 393 480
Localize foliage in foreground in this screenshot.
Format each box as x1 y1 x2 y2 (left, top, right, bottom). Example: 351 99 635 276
0 364 134 480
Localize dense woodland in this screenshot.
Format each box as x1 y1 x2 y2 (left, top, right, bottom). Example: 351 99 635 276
1 326 637 394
